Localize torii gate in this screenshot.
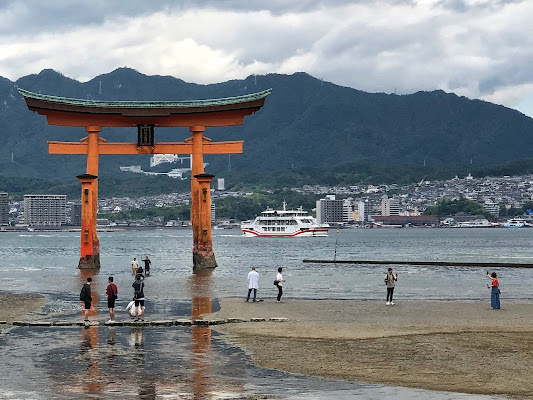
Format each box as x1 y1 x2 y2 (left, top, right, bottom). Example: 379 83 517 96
18 88 271 270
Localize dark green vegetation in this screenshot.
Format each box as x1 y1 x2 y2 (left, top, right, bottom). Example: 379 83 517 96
5 157 533 200
423 197 492 219
2 68 533 193
424 197 533 220
101 190 323 222
0 174 189 200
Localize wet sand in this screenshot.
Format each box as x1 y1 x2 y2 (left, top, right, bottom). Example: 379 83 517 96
208 299 533 399
0 291 45 325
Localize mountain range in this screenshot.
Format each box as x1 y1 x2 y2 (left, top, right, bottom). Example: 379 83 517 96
1 68 533 186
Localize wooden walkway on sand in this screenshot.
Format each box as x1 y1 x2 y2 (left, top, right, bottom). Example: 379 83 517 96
302 259 533 268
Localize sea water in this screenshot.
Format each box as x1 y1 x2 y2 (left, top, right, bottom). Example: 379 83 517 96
0 228 527 399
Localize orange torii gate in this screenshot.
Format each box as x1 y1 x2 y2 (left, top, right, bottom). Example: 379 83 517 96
18 88 271 270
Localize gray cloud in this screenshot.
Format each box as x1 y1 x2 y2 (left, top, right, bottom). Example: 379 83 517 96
0 0 532 116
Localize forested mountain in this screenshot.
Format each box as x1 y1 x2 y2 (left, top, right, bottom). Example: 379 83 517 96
1 68 533 186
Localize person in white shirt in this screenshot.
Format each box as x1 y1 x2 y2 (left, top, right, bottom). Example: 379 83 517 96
131 257 139 276
246 267 259 302
275 267 286 302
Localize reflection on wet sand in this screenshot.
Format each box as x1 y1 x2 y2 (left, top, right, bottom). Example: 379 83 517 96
190 269 214 399
80 326 101 395
43 269 246 398
79 269 101 396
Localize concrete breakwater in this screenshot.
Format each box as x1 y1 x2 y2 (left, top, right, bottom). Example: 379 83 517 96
2 317 289 328
303 259 533 268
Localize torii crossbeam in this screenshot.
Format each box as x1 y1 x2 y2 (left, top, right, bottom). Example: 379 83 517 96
19 88 271 270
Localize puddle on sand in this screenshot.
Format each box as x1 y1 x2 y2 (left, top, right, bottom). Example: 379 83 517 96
0 327 506 400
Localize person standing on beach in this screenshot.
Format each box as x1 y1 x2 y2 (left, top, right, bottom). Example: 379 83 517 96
106 276 118 323
79 277 92 323
246 267 259 302
487 272 500 309
385 268 398 305
132 274 145 321
131 257 139 276
142 256 151 275
275 267 286 302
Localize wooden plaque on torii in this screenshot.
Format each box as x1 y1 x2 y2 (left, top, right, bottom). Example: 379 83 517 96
18 88 271 270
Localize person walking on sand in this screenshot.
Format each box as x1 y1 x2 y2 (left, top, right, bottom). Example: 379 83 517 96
142 255 151 275
131 257 139 276
487 272 500 309
79 277 92 323
275 267 286 302
246 267 259 302
106 276 118 323
385 268 398 306
132 274 145 321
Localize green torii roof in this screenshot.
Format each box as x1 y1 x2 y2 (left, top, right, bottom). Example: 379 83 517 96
17 88 271 109
17 87 272 127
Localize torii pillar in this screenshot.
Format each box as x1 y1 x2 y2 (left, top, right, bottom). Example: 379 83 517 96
18 87 271 270
77 173 99 269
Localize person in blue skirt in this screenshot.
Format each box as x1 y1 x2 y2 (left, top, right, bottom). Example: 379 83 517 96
487 272 500 309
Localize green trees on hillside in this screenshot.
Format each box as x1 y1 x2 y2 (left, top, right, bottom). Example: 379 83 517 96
423 196 492 219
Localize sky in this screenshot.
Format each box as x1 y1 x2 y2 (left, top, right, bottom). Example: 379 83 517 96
1 0 532 117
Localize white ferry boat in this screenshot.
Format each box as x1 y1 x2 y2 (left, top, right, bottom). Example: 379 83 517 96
241 202 329 237
503 217 528 228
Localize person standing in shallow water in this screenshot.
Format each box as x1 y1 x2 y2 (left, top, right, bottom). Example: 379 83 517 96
106 276 118 323
487 272 500 309
131 257 139 276
132 274 145 321
276 267 286 302
246 267 259 302
385 268 398 306
79 277 92 322
142 255 151 275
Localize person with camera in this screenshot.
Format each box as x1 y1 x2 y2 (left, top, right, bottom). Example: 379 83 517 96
487 271 500 309
385 268 398 306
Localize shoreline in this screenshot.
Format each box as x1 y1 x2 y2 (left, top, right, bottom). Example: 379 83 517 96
0 291 46 328
207 298 533 399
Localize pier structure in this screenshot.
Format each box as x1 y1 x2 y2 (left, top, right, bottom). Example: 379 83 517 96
19 88 271 269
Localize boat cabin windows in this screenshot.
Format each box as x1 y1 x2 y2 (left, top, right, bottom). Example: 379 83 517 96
261 226 286 232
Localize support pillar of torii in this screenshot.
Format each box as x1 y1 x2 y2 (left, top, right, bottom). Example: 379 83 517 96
18 88 271 270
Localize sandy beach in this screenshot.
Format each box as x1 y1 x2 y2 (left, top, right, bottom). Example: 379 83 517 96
208 298 533 399
0 291 45 326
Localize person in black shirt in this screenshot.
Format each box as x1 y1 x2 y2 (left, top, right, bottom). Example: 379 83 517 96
142 256 151 275
79 277 92 322
132 275 145 322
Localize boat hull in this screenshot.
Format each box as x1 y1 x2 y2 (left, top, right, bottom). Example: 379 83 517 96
242 229 329 237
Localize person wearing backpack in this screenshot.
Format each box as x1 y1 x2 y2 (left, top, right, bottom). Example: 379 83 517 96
132 274 145 322
106 276 118 323
79 277 92 323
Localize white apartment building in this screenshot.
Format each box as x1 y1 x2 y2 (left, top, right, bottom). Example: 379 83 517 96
24 194 67 227
0 192 8 225
483 200 499 217
343 199 355 222
357 200 372 222
381 195 401 216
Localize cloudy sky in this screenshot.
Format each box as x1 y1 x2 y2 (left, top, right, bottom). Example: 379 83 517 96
1 0 532 116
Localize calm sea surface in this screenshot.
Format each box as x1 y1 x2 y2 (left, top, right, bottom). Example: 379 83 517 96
0 228 528 399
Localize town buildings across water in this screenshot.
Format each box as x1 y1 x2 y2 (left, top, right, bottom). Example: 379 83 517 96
3 173 533 229
0 192 8 225
23 194 67 227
